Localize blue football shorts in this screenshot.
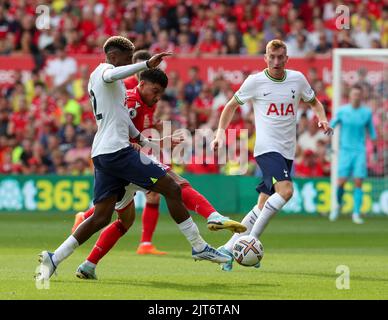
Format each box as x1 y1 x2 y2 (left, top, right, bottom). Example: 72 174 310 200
255 152 293 195
338 149 367 179
92 145 167 204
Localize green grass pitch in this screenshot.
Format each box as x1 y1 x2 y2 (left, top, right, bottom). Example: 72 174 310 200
0 212 387 300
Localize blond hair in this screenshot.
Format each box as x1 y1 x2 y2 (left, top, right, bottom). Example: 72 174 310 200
103 36 135 54
266 39 287 54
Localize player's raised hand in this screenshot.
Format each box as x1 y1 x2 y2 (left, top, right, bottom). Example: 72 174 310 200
171 130 186 147
318 121 333 136
147 52 173 68
210 137 223 151
130 142 142 151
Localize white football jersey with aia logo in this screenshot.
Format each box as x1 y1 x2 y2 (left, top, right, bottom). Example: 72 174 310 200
234 69 315 160
88 63 131 157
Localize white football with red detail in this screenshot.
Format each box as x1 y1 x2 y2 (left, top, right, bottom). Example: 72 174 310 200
232 235 264 267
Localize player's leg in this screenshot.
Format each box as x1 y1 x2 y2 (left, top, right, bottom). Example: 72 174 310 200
76 201 136 280
149 174 229 263
71 206 95 233
250 179 292 239
337 178 347 209
222 192 269 253
53 176 120 265
352 152 367 224
72 173 121 246
36 194 117 281
218 185 271 271
137 191 167 255
330 149 352 221
168 170 246 233
247 153 293 241
352 178 364 224
329 177 347 221
126 149 230 263
220 176 291 273
36 152 127 281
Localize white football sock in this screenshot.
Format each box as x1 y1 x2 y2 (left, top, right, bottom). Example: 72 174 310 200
177 217 207 252
140 241 152 245
52 235 79 266
84 260 96 269
224 205 261 252
250 193 286 239
207 212 221 221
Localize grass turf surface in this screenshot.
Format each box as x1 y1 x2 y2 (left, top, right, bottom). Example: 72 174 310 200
0 213 387 300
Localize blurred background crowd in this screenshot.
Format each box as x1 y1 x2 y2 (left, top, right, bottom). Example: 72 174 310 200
0 0 387 177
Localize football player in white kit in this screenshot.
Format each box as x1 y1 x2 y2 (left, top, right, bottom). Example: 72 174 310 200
211 39 333 271
35 36 230 282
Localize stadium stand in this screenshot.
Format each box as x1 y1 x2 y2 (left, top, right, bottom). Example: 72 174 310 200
0 0 386 177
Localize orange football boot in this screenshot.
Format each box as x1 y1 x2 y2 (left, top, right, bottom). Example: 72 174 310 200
136 243 167 255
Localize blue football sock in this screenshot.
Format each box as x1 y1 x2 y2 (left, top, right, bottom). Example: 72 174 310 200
354 188 363 215
337 186 345 207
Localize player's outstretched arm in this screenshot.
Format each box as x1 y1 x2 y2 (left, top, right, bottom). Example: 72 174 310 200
211 97 240 151
103 61 149 82
147 52 173 68
103 52 172 82
308 97 334 136
138 131 185 151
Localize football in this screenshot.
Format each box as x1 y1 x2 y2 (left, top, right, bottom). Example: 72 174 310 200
232 235 264 267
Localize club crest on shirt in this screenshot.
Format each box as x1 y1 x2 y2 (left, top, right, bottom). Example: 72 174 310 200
128 108 137 119
128 102 141 119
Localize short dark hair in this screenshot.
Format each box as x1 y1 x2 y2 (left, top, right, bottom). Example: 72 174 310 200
139 69 168 88
132 50 151 63
103 36 135 54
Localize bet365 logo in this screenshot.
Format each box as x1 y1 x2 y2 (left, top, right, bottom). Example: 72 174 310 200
35 5 50 30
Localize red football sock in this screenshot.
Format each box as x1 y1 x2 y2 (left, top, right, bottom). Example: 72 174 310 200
140 203 159 244
181 183 216 219
83 206 95 219
87 220 128 265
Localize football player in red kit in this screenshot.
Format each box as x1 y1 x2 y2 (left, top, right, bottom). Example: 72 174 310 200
74 68 246 279
72 50 166 255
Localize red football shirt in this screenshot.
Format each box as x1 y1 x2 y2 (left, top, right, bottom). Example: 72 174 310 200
124 76 138 90
126 87 156 136
9 111 29 132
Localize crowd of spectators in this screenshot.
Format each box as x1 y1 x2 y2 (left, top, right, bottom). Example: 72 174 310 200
0 0 387 178
0 0 387 59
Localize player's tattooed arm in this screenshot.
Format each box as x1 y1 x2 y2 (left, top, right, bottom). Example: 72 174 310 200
308 97 334 136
